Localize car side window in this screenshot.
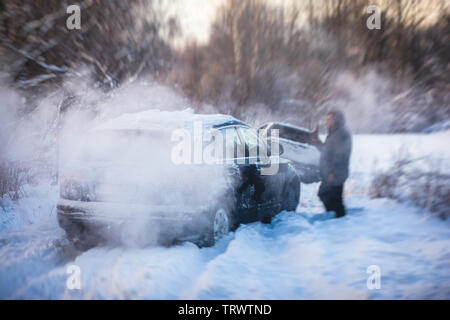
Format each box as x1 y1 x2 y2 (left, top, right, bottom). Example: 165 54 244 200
238 127 270 162
239 127 259 149
219 127 245 160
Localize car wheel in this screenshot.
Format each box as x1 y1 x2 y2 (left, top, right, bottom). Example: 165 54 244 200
69 235 97 251
202 207 232 247
65 228 99 251
261 215 272 224
284 178 300 212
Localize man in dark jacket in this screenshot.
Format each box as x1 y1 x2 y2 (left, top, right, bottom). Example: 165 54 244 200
311 110 352 218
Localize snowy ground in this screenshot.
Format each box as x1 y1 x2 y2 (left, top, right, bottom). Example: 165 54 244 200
0 132 449 299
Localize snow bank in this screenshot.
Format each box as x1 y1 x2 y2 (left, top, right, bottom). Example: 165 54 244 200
1 183 448 299
0 183 58 233
348 130 450 195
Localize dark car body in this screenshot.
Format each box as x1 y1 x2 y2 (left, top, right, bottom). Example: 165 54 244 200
57 110 300 248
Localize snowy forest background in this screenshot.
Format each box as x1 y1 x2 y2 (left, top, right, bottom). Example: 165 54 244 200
1 0 449 131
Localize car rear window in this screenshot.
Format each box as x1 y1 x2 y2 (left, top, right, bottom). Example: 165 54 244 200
68 130 171 165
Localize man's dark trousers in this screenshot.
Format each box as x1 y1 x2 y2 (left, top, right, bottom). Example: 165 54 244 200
318 182 346 218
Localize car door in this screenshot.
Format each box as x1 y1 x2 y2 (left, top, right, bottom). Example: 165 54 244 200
217 126 259 224
236 126 287 220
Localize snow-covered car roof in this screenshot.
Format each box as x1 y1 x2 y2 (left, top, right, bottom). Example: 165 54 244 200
92 108 247 133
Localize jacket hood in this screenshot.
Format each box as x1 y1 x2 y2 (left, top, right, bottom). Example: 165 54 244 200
328 109 346 133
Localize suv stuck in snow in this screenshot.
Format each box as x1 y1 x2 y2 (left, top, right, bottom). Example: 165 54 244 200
57 110 300 249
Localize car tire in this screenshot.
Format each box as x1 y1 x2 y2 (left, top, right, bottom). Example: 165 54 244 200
284 177 300 212
261 215 272 224
65 227 99 251
68 235 96 252
202 207 233 247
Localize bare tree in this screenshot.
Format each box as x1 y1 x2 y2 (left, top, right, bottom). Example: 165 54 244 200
0 0 179 94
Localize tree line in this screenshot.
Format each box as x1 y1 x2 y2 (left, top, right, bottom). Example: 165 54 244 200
1 0 449 132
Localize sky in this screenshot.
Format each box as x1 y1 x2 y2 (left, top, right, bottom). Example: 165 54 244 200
171 0 225 45
171 0 295 46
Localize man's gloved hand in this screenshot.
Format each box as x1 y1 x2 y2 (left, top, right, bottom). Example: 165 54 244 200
311 125 319 143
